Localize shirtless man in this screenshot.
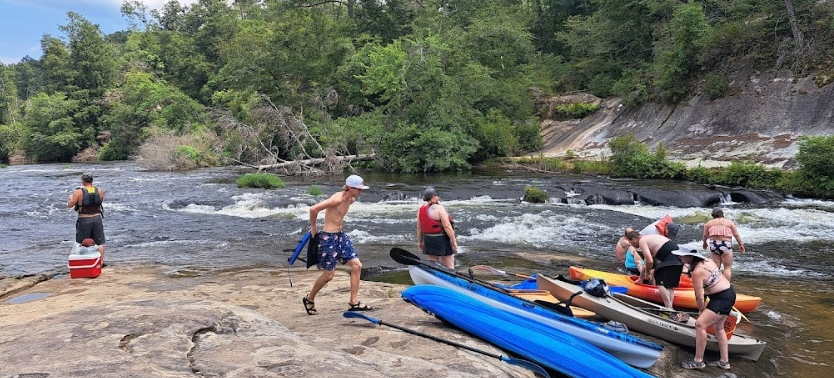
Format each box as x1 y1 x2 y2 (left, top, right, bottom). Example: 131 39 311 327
302 175 372 315
626 231 683 311
614 227 633 265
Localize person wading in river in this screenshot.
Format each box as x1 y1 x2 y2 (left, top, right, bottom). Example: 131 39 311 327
302 175 373 315
67 172 106 263
702 207 745 281
626 231 684 318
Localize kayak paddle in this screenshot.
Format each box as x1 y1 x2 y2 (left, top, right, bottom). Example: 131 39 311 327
389 247 426 266
470 264 533 279
343 311 551 378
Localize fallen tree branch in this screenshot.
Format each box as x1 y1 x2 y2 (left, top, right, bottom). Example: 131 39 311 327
253 154 376 171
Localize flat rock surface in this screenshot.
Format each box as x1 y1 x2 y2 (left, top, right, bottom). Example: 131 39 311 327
0 265 750 378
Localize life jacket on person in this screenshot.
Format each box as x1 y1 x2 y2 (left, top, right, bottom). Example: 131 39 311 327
418 204 453 235
78 186 103 215
654 215 673 235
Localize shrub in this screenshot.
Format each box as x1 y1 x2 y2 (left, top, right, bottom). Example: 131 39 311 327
237 173 285 189
718 160 768 187
608 133 652 177
686 165 719 184
555 102 600 119
308 185 324 196
705 73 728 100
523 185 548 203
136 127 222 171
176 145 200 162
573 159 610 175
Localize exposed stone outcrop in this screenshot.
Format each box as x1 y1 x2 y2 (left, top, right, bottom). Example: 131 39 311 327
538 71 834 169
0 264 772 378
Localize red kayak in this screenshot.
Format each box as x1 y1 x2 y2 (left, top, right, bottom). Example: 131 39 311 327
570 266 761 313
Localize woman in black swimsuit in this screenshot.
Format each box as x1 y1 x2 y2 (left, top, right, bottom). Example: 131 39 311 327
672 245 736 371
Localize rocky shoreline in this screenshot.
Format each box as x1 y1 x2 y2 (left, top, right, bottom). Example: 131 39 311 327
1 263 764 378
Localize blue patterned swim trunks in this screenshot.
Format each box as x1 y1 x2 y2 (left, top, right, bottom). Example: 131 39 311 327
317 231 358 271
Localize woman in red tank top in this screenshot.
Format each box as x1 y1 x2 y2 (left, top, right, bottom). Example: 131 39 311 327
416 186 457 269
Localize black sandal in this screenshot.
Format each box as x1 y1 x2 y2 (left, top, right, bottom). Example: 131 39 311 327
303 296 317 315
347 302 373 311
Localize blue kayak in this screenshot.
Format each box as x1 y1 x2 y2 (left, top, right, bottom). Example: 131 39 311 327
403 285 657 378
400 253 661 368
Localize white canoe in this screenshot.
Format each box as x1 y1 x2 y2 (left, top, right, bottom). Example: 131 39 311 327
537 274 766 361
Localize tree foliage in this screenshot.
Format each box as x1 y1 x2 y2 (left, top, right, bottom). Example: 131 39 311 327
21 92 81 162
0 0 831 180
793 135 834 197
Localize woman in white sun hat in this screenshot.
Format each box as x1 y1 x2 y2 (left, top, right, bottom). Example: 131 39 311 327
673 244 735 371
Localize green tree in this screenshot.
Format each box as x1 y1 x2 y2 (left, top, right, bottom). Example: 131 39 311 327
21 92 81 162
0 64 20 125
557 1 654 95
795 135 834 196
12 57 44 100
0 122 24 163
101 71 205 160
530 0 588 55
653 2 710 102
39 36 73 95
353 0 414 43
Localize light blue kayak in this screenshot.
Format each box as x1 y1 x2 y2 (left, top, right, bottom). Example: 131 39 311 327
393 248 662 368
403 285 657 378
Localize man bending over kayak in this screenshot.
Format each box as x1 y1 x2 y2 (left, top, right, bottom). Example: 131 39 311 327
626 231 684 314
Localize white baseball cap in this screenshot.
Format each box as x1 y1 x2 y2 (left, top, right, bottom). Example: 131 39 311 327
345 175 369 189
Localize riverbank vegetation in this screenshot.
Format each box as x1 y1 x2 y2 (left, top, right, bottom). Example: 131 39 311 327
2 1 832 172
506 134 834 199
1 1 832 197
237 173 285 189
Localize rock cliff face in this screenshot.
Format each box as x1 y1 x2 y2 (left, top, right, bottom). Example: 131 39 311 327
539 71 834 169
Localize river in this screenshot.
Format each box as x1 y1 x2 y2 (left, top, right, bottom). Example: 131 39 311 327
2 161 832 377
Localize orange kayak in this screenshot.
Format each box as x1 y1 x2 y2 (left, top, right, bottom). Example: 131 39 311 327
569 266 761 313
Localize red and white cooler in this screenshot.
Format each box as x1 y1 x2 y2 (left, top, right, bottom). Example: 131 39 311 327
68 245 102 278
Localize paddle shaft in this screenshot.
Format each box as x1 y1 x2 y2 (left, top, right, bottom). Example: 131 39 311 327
344 311 551 378
470 265 532 279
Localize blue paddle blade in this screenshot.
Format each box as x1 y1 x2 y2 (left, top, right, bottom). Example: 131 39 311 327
343 311 381 324
609 285 628 294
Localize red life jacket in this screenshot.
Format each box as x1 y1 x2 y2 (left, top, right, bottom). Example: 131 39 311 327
419 204 453 234
655 215 673 236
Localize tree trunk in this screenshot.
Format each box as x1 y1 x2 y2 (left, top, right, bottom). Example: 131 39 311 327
784 0 804 47
252 154 375 172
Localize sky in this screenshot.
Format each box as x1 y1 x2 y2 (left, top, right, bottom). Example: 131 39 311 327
0 0 198 64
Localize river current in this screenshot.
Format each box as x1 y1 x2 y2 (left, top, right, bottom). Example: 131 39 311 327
2 161 832 377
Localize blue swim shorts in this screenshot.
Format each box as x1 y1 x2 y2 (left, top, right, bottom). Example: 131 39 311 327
317 231 358 271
